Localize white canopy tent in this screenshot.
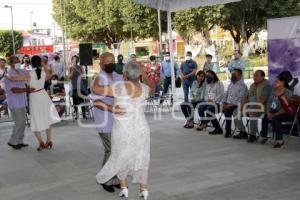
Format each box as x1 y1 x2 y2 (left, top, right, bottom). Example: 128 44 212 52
132 0 240 105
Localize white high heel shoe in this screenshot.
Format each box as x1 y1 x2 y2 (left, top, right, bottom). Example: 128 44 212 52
139 190 149 200
119 187 128 198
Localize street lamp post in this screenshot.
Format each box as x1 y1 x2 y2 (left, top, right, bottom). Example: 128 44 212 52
30 11 34 55
4 5 15 55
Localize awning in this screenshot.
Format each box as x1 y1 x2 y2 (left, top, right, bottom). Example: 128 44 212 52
132 0 240 12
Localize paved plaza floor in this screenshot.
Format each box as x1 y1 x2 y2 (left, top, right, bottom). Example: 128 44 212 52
0 113 299 200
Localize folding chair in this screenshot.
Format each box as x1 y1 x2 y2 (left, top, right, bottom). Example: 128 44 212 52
286 106 300 145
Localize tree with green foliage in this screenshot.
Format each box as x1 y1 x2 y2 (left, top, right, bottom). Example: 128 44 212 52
52 0 167 48
219 0 300 46
0 30 23 55
172 5 223 45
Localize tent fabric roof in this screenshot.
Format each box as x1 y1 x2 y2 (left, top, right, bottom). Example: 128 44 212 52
132 0 240 12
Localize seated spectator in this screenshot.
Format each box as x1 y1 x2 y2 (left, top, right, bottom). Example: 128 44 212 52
203 54 215 72
278 70 299 96
0 86 7 117
220 69 248 138
0 58 8 117
180 71 206 129
48 75 66 117
197 70 224 133
266 74 294 148
234 70 272 142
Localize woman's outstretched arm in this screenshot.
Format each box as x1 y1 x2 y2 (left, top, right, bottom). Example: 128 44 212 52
6 73 30 82
93 99 125 115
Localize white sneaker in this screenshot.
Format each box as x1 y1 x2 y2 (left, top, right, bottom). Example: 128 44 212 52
119 187 128 198
139 190 149 200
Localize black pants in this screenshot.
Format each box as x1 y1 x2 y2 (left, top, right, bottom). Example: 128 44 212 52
250 114 269 138
180 101 199 120
271 113 293 140
72 89 86 118
163 77 171 95
223 106 238 135
198 103 222 130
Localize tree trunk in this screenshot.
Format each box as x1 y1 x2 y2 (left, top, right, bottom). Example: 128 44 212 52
240 13 251 57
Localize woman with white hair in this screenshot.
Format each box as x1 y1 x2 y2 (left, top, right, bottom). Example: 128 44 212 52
93 61 154 200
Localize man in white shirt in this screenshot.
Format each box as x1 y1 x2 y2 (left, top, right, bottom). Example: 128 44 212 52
50 55 65 80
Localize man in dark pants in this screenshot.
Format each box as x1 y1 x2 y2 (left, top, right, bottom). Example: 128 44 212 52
180 51 197 102
235 70 272 142
92 52 123 193
160 52 179 104
220 69 248 138
4 56 34 149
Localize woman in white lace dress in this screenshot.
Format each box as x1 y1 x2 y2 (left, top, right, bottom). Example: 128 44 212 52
93 61 154 200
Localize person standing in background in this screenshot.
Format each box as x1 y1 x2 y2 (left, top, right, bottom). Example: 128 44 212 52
68 55 87 119
160 52 179 97
50 55 65 81
115 54 124 75
144 55 161 95
180 51 197 102
20 54 32 71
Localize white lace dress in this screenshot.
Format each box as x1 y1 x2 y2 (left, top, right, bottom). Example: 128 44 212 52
29 69 60 132
96 83 150 184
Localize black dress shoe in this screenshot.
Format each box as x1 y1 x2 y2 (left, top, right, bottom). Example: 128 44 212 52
19 143 29 147
8 143 22 150
224 133 232 138
273 142 284 148
113 184 121 189
101 184 115 193
209 129 223 135
247 135 257 143
233 131 248 139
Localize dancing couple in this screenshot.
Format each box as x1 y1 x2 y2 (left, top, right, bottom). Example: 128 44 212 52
92 52 154 200
5 55 60 151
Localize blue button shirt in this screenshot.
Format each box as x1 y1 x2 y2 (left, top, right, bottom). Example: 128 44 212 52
180 60 197 82
160 60 179 78
228 59 246 72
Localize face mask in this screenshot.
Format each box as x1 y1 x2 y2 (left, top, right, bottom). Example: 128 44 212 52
15 63 21 70
52 80 58 85
186 56 191 61
118 58 123 63
104 63 116 73
165 56 170 61
206 76 213 84
231 75 238 82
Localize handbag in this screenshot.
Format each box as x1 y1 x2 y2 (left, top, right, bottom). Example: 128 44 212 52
175 77 181 88
278 94 296 117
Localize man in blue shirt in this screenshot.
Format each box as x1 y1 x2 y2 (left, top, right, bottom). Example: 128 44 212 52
160 52 179 96
227 50 246 72
180 51 197 102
